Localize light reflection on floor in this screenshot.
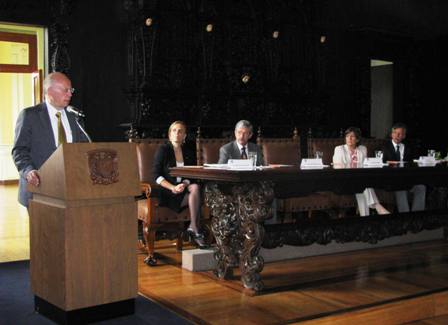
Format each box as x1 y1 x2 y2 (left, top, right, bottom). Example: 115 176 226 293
0 184 29 262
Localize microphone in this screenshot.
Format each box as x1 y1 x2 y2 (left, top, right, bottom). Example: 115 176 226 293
66 105 86 118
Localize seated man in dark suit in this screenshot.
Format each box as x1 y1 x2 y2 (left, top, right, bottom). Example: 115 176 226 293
382 122 426 212
218 120 264 165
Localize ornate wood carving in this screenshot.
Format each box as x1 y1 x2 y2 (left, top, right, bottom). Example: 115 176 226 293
87 149 119 185
49 0 75 74
205 181 274 291
262 211 448 248
123 0 315 138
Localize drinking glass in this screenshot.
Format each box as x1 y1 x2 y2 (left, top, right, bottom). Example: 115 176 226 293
315 151 323 159
428 149 436 158
248 152 257 168
375 150 383 159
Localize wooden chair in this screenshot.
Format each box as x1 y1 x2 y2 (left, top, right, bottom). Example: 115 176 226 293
132 138 190 266
195 129 231 222
257 127 301 166
306 137 357 214
359 138 395 209
195 127 231 165
307 137 394 213
256 128 340 220
363 138 386 157
307 137 344 165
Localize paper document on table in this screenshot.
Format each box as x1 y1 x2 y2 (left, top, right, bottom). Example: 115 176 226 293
203 163 229 169
268 164 294 168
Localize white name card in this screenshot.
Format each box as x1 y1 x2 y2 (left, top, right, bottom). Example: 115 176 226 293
418 156 436 164
300 158 324 169
416 156 437 167
228 159 254 170
363 157 383 167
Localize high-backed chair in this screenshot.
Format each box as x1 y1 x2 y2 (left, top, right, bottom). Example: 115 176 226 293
307 137 386 162
195 127 231 165
256 128 339 220
257 127 301 166
195 129 231 222
307 137 344 165
132 138 190 266
363 138 386 158
307 137 394 212
358 138 395 209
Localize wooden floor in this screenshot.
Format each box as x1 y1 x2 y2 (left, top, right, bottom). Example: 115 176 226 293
2 184 448 324
138 240 448 324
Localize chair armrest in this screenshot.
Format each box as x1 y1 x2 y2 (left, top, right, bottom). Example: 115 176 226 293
141 182 163 198
141 182 153 198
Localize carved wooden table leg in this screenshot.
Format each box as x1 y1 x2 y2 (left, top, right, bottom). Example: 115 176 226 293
205 181 274 291
205 183 242 279
236 181 274 290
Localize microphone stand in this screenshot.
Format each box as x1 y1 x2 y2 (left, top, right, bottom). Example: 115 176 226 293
75 116 92 143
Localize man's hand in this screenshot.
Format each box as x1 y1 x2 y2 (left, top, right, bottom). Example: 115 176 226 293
26 170 40 186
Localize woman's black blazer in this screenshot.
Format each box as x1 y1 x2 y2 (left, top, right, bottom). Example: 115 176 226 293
152 142 197 211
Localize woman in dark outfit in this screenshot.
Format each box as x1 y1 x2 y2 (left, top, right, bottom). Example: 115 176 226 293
153 121 207 248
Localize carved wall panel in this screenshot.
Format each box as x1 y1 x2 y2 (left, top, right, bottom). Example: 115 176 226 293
124 0 317 138
2 0 445 144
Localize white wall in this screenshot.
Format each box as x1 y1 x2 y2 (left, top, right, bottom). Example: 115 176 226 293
371 62 393 139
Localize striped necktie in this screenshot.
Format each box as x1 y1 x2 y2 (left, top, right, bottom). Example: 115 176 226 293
56 112 67 146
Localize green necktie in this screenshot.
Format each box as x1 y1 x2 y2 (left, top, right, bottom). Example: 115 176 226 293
55 112 67 146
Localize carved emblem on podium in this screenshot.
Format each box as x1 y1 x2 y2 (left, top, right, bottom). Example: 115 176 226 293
87 149 119 185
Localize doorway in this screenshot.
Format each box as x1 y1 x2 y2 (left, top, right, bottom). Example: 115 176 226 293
0 23 46 182
370 59 393 139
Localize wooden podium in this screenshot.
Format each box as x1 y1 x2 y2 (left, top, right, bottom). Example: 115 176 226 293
28 143 140 324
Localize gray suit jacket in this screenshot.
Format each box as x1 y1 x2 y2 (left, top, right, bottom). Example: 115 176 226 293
12 102 89 207
218 141 265 165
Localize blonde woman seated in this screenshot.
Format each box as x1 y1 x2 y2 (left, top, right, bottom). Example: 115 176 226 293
153 121 208 248
332 127 390 216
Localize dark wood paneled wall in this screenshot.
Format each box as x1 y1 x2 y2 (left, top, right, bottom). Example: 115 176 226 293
1 0 447 151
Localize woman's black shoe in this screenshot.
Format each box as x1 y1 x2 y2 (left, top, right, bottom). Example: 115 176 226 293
186 228 209 249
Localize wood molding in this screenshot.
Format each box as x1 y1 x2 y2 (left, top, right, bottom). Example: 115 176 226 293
0 31 37 73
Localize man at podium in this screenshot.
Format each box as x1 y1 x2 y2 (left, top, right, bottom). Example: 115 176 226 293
12 72 90 207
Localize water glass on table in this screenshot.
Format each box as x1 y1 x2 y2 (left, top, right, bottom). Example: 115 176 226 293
374 150 383 160
428 149 436 158
315 151 323 159
248 152 257 169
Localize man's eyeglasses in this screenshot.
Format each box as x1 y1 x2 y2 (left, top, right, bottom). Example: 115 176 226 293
53 86 75 94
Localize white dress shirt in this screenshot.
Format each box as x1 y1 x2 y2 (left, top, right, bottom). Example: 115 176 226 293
236 142 248 156
46 102 73 147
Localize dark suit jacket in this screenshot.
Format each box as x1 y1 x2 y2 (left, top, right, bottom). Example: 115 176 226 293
12 102 89 207
218 141 264 165
382 140 413 162
152 142 196 211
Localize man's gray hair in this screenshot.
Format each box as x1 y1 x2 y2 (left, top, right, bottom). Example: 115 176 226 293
43 73 56 94
234 120 253 133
